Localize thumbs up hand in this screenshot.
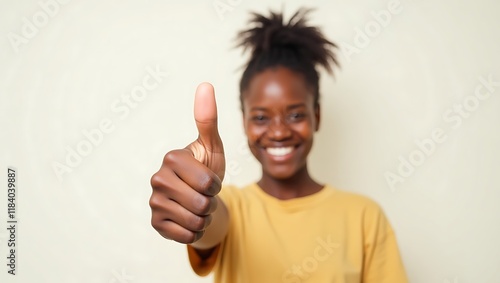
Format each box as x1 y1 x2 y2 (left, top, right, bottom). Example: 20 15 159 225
186 82 225 181
150 83 227 246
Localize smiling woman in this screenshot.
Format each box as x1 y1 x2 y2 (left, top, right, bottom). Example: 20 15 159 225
242 67 321 196
149 7 409 283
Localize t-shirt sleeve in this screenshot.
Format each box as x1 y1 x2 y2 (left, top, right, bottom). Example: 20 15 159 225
186 185 237 276
362 200 409 283
187 243 221 276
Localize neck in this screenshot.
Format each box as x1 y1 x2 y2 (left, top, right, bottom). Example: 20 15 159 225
257 165 323 200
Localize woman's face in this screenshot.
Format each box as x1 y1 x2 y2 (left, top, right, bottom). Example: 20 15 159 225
242 67 320 180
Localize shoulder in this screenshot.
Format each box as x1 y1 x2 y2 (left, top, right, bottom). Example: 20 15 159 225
327 185 383 212
327 186 393 230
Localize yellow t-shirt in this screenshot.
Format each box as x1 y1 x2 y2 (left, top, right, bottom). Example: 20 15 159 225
188 184 408 283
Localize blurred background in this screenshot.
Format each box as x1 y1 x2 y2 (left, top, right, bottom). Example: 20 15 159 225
1 0 499 282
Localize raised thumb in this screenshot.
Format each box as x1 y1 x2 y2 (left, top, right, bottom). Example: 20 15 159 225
193 82 223 153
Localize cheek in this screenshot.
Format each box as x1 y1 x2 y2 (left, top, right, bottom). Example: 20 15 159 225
244 123 266 143
292 122 315 140
244 124 266 159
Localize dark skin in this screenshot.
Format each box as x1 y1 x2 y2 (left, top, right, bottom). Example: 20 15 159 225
243 66 323 199
150 66 323 260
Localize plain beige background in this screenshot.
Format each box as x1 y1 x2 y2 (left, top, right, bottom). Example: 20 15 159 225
1 0 499 282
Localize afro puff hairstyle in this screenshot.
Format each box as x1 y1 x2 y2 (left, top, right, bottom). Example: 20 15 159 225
236 8 339 108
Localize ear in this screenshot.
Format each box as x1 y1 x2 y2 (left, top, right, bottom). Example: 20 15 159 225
241 108 246 131
241 105 250 135
314 104 321 131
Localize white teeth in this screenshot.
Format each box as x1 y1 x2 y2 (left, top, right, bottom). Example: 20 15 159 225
266 147 294 157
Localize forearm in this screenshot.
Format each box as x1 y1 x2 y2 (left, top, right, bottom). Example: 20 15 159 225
190 196 229 250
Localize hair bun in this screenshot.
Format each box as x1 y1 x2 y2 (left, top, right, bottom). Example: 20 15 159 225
236 7 338 73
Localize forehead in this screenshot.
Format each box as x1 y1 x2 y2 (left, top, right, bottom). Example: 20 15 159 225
243 67 314 108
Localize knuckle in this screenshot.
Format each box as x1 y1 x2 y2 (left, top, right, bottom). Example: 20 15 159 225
199 175 220 195
150 173 164 190
204 214 213 228
152 220 196 244
183 232 198 244
187 231 204 244
150 216 164 231
150 172 174 194
194 231 204 242
149 195 164 210
162 150 182 165
190 215 206 231
193 195 212 215
178 231 197 244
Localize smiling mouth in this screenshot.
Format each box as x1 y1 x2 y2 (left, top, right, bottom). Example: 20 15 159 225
266 146 295 157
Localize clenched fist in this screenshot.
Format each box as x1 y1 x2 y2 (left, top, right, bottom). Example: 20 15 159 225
150 83 228 249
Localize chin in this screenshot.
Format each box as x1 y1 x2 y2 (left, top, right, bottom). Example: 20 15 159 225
262 165 302 181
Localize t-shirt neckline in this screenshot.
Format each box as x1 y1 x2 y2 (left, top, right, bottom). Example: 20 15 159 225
249 183 335 210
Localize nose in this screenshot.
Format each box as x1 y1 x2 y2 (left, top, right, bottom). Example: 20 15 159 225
267 117 292 141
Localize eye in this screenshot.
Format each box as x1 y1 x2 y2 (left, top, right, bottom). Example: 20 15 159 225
251 115 268 124
287 112 306 122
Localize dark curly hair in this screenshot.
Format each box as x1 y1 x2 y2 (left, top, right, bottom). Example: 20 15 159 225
236 7 339 109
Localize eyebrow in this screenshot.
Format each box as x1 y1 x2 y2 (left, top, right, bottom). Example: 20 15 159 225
287 103 306 110
250 107 267 112
250 103 307 112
